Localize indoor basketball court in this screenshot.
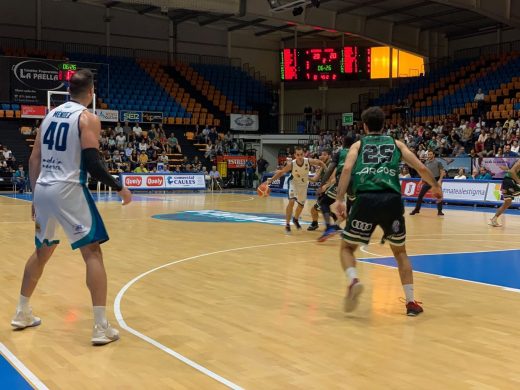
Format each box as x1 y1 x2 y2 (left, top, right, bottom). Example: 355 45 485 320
1 192 520 389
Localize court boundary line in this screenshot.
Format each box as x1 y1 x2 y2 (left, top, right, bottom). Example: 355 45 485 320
0 343 49 390
360 243 520 293
115 238 520 388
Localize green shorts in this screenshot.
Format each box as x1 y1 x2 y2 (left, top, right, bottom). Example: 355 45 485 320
501 177 520 200
343 191 406 247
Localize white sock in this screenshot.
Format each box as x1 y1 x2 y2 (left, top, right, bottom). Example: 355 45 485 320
93 306 108 327
403 284 414 303
17 295 30 312
345 267 358 282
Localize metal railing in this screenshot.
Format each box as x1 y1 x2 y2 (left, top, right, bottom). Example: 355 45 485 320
454 40 520 60
280 112 347 134
0 35 244 68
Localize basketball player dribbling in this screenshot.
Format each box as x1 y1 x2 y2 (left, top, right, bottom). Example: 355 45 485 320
490 158 520 226
264 146 326 233
332 107 443 316
11 69 132 345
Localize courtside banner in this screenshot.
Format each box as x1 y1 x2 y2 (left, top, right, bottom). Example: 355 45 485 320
21 105 46 118
401 178 488 202
230 114 259 131
120 110 142 123
120 173 205 190
217 155 256 169
95 109 118 122
472 157 516 179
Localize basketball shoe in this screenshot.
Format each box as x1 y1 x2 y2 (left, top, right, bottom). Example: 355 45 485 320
292 217 302 230
489 217 501 227
317 226 339 242
11 308 41 329
285 224 291 234
406 301 424 316
307 221 319 231
91 322 120 346
343 278 363 313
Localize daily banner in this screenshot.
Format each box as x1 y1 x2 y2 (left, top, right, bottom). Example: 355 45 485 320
120 173 206 190
0 57 102 105
230 114 259 131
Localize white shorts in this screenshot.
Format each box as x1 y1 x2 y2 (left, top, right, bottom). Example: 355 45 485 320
288 181 308 205
33 182 109 250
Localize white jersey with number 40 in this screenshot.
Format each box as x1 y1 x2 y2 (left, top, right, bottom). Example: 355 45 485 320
37 101 87 186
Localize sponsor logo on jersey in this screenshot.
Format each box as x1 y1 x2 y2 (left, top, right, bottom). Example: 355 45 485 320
355 166 397 176
351 219 373 231
146 176 164 186
125 176 143 186
152 210 311 225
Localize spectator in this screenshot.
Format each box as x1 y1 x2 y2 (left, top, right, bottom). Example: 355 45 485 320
454 168 467 180
257 155 269 179
208 127 218 144
399 166 411 178
475 167 492 180
245 158 254 188
138 151 149 165
474 88 485 118
115 122 124 134
191 156 202 171
116 132 126 149
138 140 148 152
167 133 182 154
2 146 13 164
159 151 169 165
209 165 223 189
132 122 143 139
504 144 519 157
512 140 520 154
13 165 27 193
134 163 148 173
124 143 133 158
495 147 504 157
123 121 132 136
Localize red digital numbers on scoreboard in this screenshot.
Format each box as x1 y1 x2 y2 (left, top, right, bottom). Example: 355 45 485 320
281 47 371 81
281 48 298 81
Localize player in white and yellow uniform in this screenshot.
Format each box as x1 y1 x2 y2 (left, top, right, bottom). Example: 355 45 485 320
11 69 132 345
264 146 326 233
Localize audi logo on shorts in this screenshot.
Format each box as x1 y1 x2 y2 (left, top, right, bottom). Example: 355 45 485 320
351 220 373 231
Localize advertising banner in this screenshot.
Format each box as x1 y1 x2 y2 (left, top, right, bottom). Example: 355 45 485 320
142 111 163 123
438 157 472 175
95 109 118 122
120 173 206 190
217 155 257 169
472 157 516 179
11 59 65 104
21 105 47 119
230 114 259 131
119 110 142 123
400 179 488 202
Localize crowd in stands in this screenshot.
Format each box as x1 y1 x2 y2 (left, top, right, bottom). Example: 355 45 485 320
0 144 16 173
285 114 520 179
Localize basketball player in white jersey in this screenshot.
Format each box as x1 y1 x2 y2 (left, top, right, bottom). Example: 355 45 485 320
264 146 326 233
11 69 132 345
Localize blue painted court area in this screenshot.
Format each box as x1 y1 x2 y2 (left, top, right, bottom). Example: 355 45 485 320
362 249 520 290
0 354 33 390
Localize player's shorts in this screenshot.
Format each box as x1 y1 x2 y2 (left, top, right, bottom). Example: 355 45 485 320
343 191 406 247
326 184 356 203
33 182 109 250
288 181 308 205
501 177 520 199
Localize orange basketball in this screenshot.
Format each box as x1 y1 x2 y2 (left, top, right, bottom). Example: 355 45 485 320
257 183 271 198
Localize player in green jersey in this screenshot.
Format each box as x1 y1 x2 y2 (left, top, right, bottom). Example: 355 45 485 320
315 136 356 242
308 149 334 231
332 107 443 316
490 159 520 226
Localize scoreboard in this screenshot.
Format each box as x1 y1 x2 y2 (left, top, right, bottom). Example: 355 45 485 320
280 47 371 81
58 63 77 82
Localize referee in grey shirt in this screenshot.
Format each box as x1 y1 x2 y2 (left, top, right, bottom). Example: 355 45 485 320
410 150 445 216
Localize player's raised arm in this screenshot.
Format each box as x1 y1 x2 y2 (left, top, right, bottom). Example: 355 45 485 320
396 140 442 200
79 111 132 205
264 162 292 186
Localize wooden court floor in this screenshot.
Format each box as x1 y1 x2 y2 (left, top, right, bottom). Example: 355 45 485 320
1 191 520 389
